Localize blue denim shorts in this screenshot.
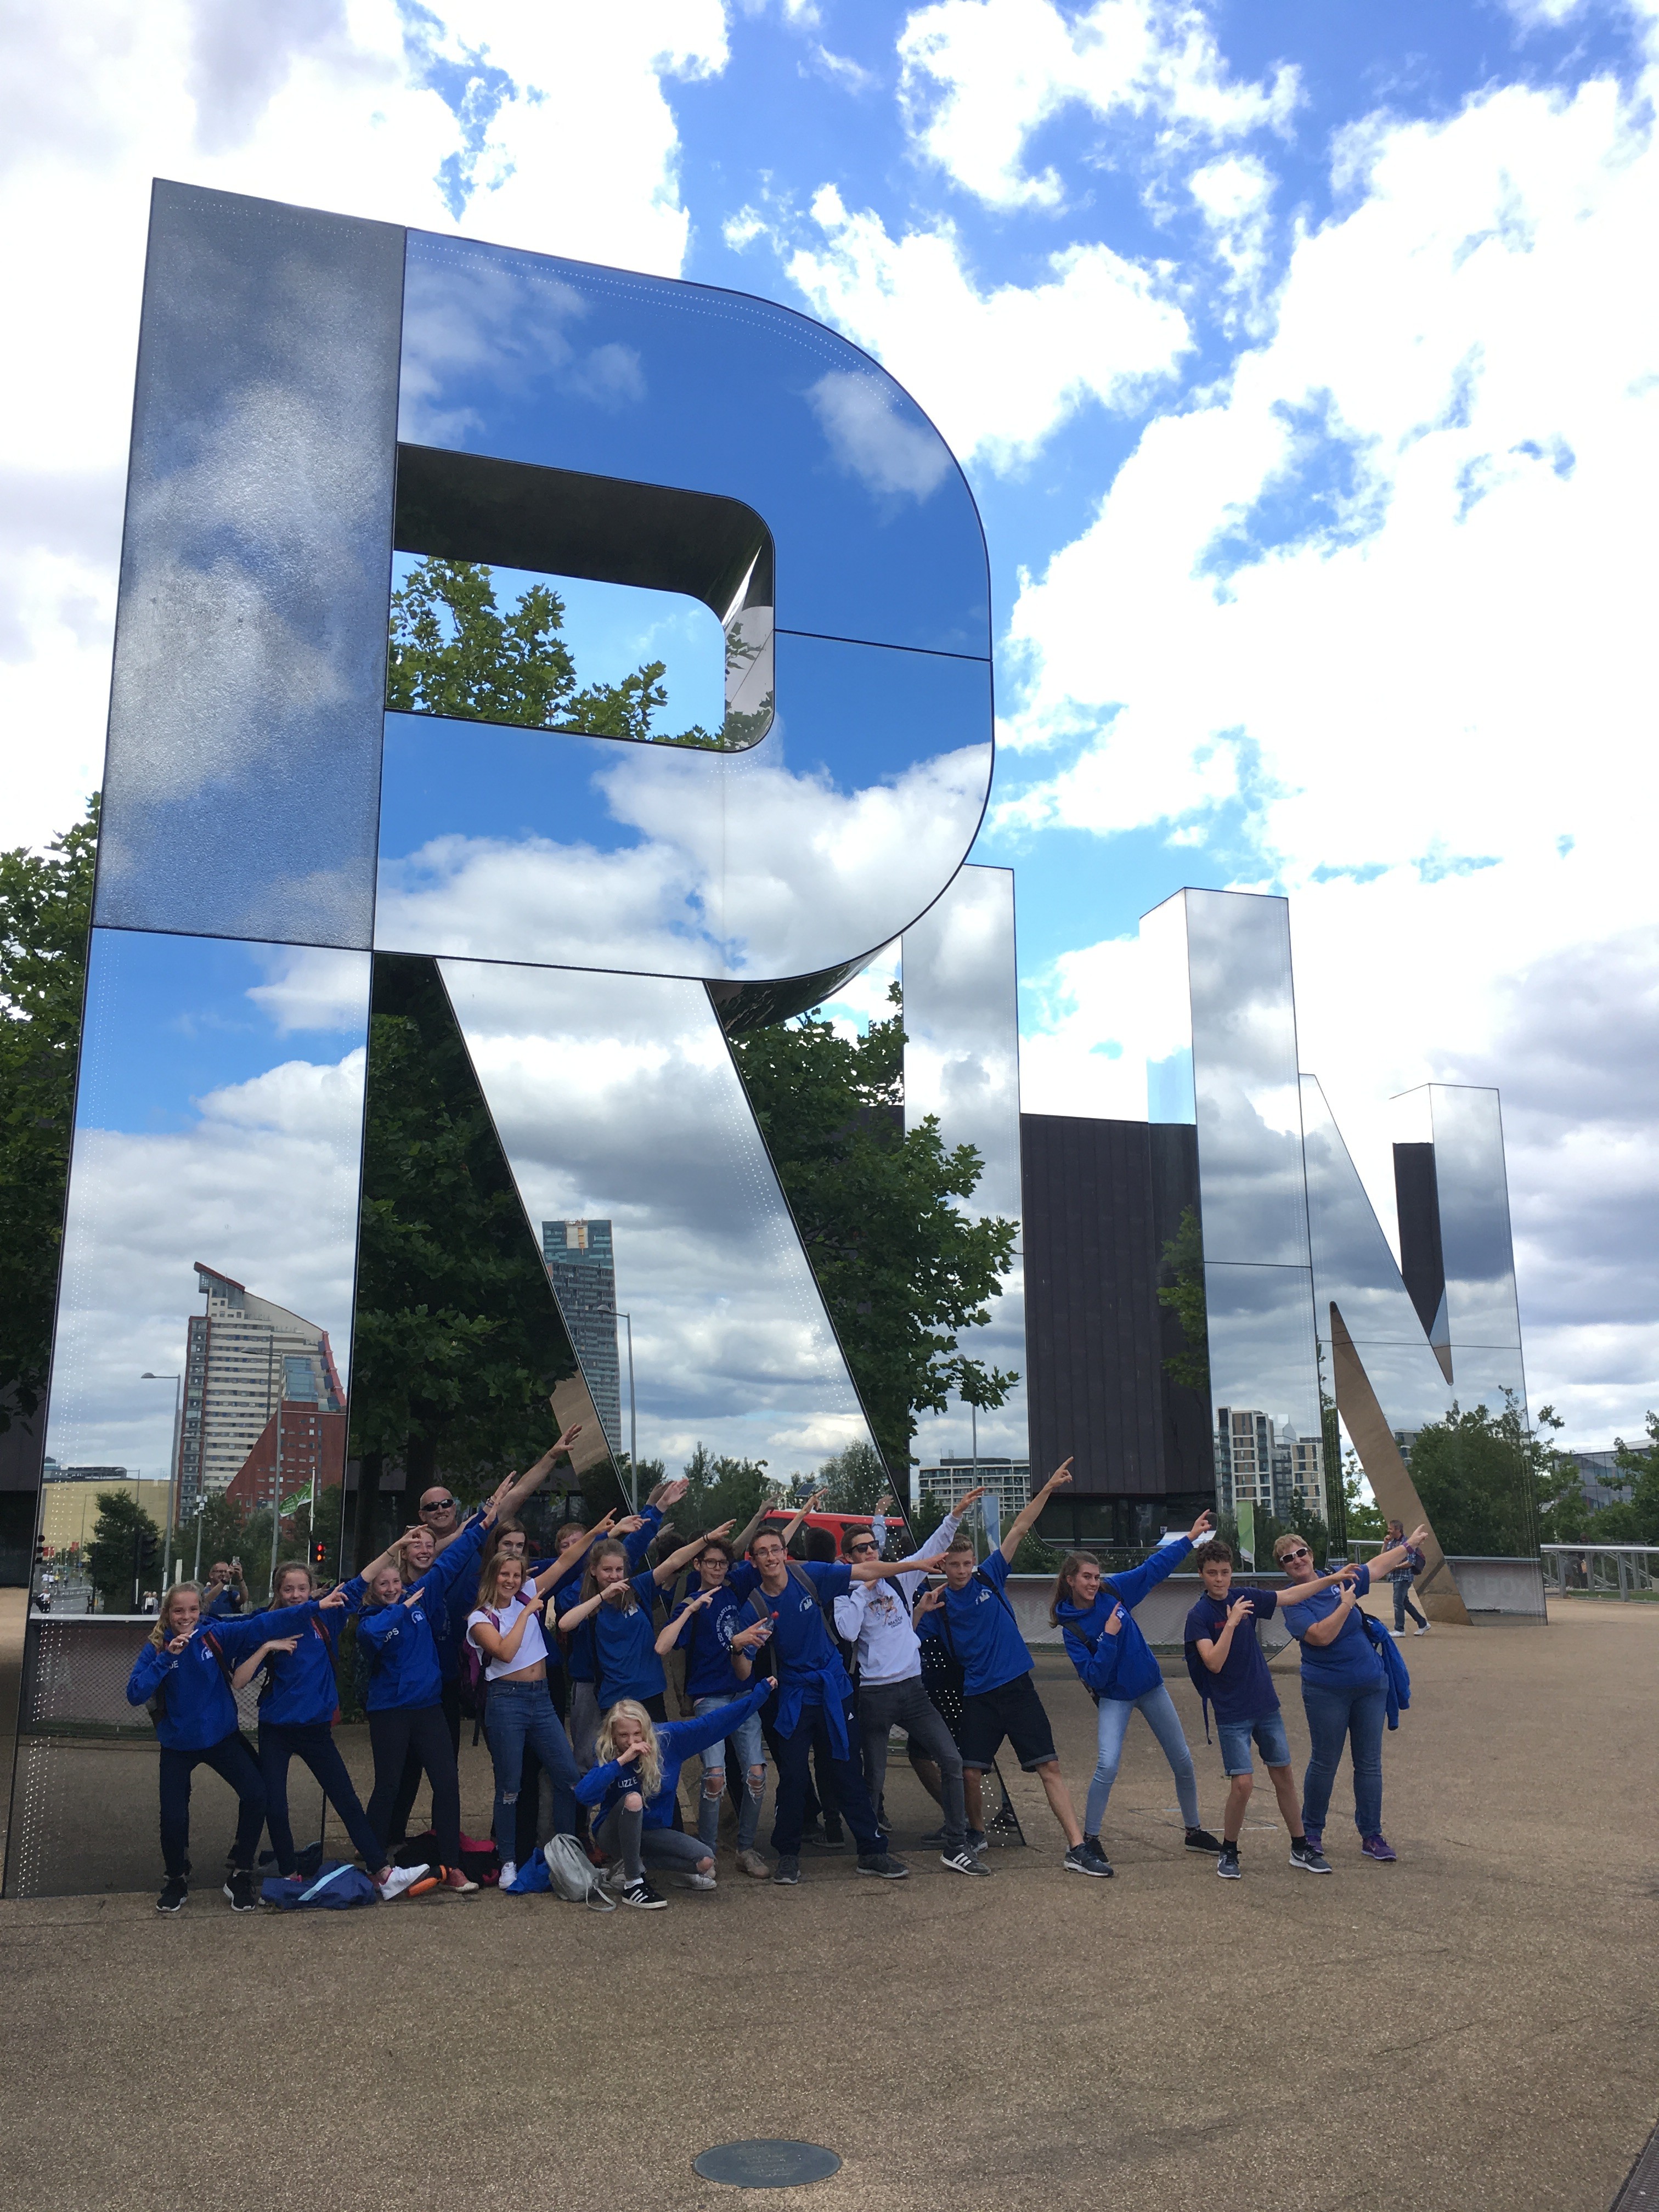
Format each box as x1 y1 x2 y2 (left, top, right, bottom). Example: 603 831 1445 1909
1216 1709 1290 1776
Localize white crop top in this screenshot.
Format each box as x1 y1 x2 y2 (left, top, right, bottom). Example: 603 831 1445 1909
467 1592 550 1680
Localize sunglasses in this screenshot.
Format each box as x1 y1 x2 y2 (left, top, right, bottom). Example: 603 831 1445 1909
1280 1546 1311 1562
849 1542 878 1557
420 1498 456 1514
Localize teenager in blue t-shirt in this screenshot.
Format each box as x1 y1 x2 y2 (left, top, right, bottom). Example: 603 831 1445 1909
656 1532 778 1877
559 1522 736 1721
915 1460 1103 1880
728 1522 946 1885
1278 1521 1429 1864
1184 1538 1355 1878
1052 1507 1222 1872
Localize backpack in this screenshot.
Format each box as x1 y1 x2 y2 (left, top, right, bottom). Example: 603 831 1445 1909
458 1609 497 1725
262 1859 378 1910
541 1833 616 1911
1182 1601 1224 1743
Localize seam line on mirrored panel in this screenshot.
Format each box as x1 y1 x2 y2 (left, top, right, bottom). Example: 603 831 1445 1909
774 627 989 664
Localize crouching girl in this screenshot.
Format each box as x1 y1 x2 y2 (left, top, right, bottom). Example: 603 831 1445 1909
126 1583 267 1915
576 1678 773 1910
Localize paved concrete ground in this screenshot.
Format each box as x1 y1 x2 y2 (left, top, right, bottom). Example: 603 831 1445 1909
2 1600 1655 2212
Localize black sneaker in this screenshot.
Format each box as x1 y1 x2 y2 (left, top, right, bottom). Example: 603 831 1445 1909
966 1827 988 1854
620 1877 666 1910
1217 1844 1242 1880
223 1867 258 1912
156 1876 188 1915
918 1826 947 1847
771 1853 801 1886
1064 1841 1114 1878
856 1852 910 1880
1185 1826 1224 1852
803 1824 846 1854
940 1847 994 1877
1290 1837 1332 1874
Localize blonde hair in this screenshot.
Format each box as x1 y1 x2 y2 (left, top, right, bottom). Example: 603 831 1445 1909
595 1700 662 1801
476 1550 528 1610
148 1582 202 1647
580 1538 633 1607
1272 1532 1313 1563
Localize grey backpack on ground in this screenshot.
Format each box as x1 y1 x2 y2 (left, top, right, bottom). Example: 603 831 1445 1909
542 1834 616 1911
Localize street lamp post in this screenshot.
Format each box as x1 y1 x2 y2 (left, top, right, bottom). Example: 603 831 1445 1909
616 1311 639 1511
141 1371 182 1588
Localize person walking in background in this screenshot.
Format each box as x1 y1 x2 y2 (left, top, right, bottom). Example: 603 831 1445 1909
915 1461 1105 1880
577 1679 775 1909
126 1582 267 1915
656 1534 778 1879
225 1542 428 1900
1183 1538 1355 1880
1277 1522 1429 1865
1051 1508 1223 1874
1383 1519 1430 1635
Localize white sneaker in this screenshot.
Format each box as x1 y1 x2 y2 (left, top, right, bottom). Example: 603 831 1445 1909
375 1864 427 1901
1414 1622 1431 1635
679 1870 718 1891
1389 1628 1406 1637
498 1860 517 1890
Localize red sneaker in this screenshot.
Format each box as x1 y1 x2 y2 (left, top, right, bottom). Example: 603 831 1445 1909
441 1865 478 1893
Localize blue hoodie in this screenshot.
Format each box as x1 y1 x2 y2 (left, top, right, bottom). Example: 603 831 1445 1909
127 1625 241 1751
1055 1535 1193 1703
557 1508 662 1685
216 1578 368 1729
576 1680 771 1829
591 1569 667 1709
358 1514 491 1712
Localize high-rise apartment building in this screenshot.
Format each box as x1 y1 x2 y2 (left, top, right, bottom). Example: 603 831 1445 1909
177 1265 343 1516
541 1221 623 1456
1215 1408 1324 1521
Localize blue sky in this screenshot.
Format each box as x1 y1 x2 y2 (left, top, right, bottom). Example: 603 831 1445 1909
3 0 1657 1440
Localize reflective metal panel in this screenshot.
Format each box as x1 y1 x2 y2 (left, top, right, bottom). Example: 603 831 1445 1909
437 958 871 1477
96 183 402 947
399 229 990 656
1205 1263 1324 1519
902 866 1027 1475
43 930 371 1484
1424 1085 1525 1352
375 636 992 980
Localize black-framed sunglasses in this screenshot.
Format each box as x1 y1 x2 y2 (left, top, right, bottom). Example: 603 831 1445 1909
420 1497 456 1514
848 1540 878 1556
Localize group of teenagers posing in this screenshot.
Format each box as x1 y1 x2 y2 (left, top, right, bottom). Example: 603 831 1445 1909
126 1427 1432 1913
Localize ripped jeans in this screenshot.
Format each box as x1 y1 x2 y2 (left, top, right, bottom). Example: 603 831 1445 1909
482 1678 581 1863
692 1691 766 1852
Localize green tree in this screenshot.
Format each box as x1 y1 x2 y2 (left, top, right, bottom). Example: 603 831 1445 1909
676 1445 770 1539
387 558 718 746
1157 1206 1209 1395
1342 1457 1386 1542
815 1440 891 1515
1406 1396 1544 1556
1554 1410 1659 1545
0 795 98 1429
87 1490 162 1610
730 987 1018 1479
348 956 602 1523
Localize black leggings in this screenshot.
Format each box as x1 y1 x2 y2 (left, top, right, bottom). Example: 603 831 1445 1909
158 1733 266 1881
387 1677 461 1846
258 1720 383 1873
368 1704 461 1866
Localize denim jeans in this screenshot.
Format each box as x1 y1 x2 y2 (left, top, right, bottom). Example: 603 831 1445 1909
1300 1679 1387 1836
1391 1579 1427 1632
258 1719 382 1873
482 1678 582 1858
596 1803 710 1885
691 1692 766 1852
157 1732 266 1881
1086 1683 1200 1836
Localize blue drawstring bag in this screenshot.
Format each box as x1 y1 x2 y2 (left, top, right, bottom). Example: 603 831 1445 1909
262 1859 379 1910
503 1855 552 1894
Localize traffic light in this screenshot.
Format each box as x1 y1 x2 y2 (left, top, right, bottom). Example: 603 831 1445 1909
310 1540 327 1568
137 1526 160 1571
